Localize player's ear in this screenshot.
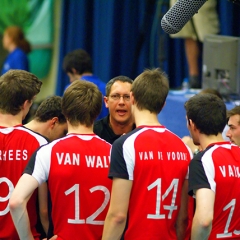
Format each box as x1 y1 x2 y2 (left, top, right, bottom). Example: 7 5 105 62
71 68 78 74
22 100 28 110
22 99 33 110
188 119 197 130
130 92 135 105
104 96 109 108
50 117 58 129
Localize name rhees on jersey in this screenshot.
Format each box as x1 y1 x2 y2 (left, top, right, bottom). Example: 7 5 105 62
0 149 28 161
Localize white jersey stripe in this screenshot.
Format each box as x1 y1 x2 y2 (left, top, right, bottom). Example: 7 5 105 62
201 144 232 193
15 126 48 145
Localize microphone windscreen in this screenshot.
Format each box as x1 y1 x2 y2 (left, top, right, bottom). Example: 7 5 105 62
161 0 207 34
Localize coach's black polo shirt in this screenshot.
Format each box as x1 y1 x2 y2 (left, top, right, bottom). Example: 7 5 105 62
94 115 135 144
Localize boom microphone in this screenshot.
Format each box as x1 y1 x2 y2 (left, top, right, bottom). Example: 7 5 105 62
161 0 207 34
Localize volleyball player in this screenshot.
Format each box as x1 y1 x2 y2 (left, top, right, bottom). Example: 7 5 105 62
185 93 240 239
0 70 48 239
102 69 192 239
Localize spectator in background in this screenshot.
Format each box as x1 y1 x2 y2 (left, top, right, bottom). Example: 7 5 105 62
63 49 108 120
1 26 31 75
94 75 135 144
170 0 219 88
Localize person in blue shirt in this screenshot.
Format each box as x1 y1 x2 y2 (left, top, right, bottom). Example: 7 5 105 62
63 49 108 120
1 26 31 75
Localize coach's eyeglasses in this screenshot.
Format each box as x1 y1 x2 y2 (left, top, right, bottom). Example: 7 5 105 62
109 94 130 101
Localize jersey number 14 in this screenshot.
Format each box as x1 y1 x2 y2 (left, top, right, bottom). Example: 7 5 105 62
147 178 179 219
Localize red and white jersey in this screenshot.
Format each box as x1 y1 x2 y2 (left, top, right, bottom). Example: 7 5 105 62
109 126 192 240
0 125 48 239
189 142 240 239
25 133 112 240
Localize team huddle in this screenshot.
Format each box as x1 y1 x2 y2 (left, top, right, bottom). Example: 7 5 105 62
1 68 240 240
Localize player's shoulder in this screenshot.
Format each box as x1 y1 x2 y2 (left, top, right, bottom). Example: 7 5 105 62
129 125 183 143
191 143 227 164
113 126 171 145
202 142 233 158
163 127 187 142
14 126 48 144
36 135 68 155
92 133 112 148
112 127 144 148
22 126 49 141
39 133 111 150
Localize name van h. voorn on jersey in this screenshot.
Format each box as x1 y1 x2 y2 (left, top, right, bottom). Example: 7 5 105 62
139 151 188 161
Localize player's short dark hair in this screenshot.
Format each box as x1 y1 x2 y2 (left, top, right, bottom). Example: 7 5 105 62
131 68 169 114
62 80 102 127
105 76 133 96
227 106 240 124
35 96 66 124
63 49 92 75
185 93 226 136
0 70 42 115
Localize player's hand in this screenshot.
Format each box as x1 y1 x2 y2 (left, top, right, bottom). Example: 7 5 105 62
48 236 58 240
182 136 199 153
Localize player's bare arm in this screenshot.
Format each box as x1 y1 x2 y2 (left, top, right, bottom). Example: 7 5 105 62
38 182 49 235
102 178 132 240
176 179 189 240
9 174 39 240
191 188 215 240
